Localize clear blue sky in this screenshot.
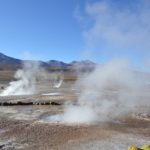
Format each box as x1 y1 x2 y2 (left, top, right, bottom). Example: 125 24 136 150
0 0 150 70
0 0 87 62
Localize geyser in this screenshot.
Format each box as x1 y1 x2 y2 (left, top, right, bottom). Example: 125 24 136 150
0 61 46 96
49 60 150 124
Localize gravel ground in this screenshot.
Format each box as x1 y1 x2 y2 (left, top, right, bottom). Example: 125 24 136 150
0 93 149 150
0 104 149 150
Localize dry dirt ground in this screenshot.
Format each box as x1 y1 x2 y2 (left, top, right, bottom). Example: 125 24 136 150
0 79 149 150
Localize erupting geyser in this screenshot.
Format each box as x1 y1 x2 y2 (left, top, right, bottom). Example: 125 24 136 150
0 61 46 96
53 79 63 88
48 60 150 124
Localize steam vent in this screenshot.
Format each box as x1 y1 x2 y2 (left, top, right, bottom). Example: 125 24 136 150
0 0 150 149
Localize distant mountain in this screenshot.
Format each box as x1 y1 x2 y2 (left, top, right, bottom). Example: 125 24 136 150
47 60 68 69
70 60 96 68
69 60 96 72
0 52 96 71
0 53 22 70
0 53 21 64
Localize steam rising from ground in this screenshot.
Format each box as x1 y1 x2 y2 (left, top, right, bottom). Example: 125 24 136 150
53 78 63 88
51 0 150 124
49 60 150 124
81 0 150 53
0 61 46 96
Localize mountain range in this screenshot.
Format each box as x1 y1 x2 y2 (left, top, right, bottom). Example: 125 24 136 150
0 52 96 71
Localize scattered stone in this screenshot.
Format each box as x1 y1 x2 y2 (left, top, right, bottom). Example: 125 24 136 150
0 101 61 106
0 144 5 149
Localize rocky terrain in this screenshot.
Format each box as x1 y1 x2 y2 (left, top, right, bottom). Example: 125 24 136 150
0 84 149 150
0 54 149 150
0 52 95 72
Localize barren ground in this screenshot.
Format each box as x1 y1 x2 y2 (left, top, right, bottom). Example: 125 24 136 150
0 74 149 150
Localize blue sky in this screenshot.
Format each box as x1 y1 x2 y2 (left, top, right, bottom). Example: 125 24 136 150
0 0 150 70
0 0 86 62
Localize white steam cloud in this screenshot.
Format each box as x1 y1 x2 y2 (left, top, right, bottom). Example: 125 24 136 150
83 0 150 50
53 76 63 89
72 60 148 122
48 0 150 124
0 61 46 96
49 60 150 124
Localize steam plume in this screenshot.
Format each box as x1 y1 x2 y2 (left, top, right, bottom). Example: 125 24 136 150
49 60 150 124
0 61 45 96
53 78 63 88
54 0 150 124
